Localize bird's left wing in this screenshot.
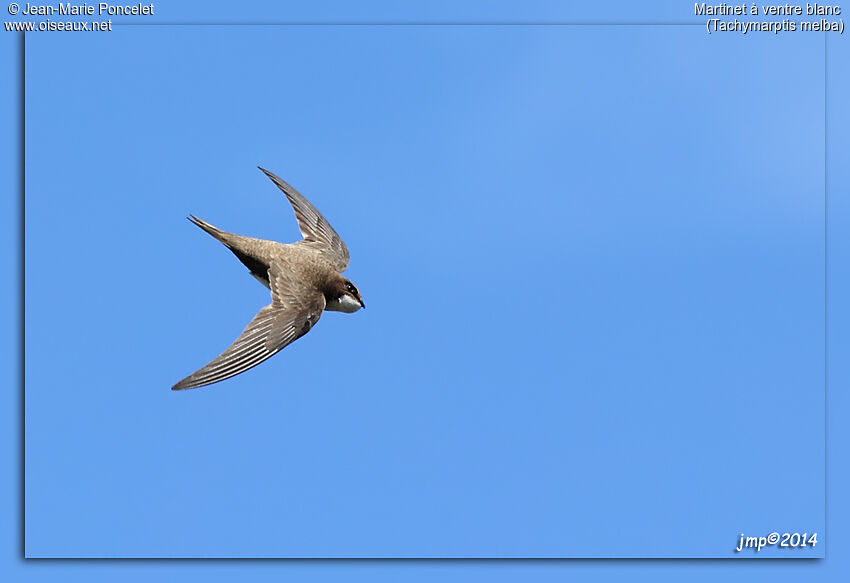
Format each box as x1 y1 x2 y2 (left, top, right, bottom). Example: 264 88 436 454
172 265 325 390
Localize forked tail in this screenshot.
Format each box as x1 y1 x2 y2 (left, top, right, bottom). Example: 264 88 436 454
186 215 271 284
187 215 230 245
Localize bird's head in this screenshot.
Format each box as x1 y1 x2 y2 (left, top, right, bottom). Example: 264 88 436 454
326 278 365 313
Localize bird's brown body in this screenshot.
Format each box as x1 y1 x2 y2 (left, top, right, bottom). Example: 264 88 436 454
188 218 352 303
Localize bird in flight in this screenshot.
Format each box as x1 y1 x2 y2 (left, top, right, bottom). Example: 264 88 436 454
172 167 365 390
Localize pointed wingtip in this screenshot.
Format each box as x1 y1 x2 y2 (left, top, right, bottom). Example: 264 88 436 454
171 376 190 390
258 166 281 183
171 380 194 391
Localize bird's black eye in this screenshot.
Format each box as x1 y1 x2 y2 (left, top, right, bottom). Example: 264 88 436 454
346 282 356 294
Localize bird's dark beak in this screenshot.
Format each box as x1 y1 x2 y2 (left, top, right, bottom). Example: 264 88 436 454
359 298 366 309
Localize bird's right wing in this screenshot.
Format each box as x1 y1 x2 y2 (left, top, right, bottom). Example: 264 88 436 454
258 166 350 271
172 265 325 390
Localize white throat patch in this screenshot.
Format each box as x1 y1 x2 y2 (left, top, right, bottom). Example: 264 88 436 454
326 294 362 313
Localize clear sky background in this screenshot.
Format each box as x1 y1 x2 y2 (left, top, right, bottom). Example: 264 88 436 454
3 0 849 580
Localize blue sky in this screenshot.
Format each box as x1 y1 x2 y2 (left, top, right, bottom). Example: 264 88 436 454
3 0 849 580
